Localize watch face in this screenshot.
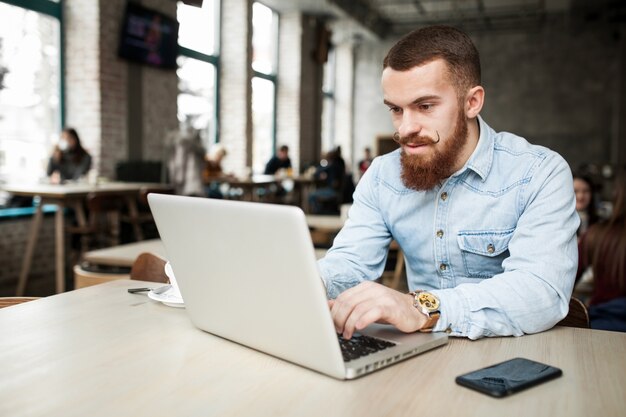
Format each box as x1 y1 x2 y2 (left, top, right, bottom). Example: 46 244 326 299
417 292 440 312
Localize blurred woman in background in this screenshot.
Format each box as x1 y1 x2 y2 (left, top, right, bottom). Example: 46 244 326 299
573 173 599 238
47 128 92 183
577 169 626 331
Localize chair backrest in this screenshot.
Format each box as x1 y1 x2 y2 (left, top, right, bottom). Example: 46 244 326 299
87 193 124 213
138 186 175 208
115 160 165 183
130 252 169 283
0 297 40 309
556 297 590 328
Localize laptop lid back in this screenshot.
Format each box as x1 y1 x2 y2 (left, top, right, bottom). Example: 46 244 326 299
148 194 345 378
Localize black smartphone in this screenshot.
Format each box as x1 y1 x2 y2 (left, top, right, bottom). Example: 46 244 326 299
455 357 562 398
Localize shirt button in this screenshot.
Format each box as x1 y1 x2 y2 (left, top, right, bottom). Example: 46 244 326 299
436 230 444 238
487 244 495 254
440 192 448 201
439 263 447 271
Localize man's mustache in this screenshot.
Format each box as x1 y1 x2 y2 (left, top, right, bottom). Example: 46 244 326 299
393 131 441 146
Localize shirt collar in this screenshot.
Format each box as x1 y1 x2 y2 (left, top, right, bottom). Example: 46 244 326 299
457 115 494 182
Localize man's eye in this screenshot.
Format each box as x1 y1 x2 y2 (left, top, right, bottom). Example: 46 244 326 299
388 107 401 114
419 104 433 111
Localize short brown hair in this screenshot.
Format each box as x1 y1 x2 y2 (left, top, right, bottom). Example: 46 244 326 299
383 25 481 94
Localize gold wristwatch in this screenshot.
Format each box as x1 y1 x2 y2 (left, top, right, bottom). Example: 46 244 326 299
409 291 441 332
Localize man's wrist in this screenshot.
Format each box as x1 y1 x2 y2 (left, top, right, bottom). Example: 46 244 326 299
409 291 441 332
406 293 429 331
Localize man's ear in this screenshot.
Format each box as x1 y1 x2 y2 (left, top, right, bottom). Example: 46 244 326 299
465 86 484 118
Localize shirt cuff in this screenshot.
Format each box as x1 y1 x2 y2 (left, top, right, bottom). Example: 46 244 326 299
430 288 471 337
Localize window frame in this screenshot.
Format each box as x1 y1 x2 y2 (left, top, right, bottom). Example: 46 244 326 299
252 1 279 157
177 0 221 144
321 46 336 152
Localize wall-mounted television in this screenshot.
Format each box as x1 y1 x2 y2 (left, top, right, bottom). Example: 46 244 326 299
118 2 179 70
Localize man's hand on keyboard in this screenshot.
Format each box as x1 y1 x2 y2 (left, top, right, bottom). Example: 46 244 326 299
328 281 427 339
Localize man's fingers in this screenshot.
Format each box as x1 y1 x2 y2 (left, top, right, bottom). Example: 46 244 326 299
330 283 374 333
342 302 384 339
329 281 396 337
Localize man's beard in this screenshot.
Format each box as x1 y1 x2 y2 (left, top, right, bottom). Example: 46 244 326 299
399 110 469 191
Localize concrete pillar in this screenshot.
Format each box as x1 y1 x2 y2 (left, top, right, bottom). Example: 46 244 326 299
276 12 303 174
219 0 253 175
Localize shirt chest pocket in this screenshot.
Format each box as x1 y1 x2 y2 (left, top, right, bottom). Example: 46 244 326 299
457 229 514 278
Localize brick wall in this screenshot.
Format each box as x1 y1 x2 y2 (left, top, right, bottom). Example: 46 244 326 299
0 216 57 296
98 0 129 178
298 15 324 170
65 0 178 179
276 12 302 174
333 39 356 170
64 0 103 174
139 0 178 162
219 0 253 175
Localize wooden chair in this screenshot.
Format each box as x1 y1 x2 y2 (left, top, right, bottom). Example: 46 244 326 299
381 241 407 292
121 186 175 241
67 193 125 255
556 297 589 328
130 252 169 283
0 297 40 309
73 264 130 289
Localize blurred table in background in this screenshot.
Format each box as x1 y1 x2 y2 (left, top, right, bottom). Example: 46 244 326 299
2 182 170 295
217 175 278 202
83 238 166 267
306 214 345 247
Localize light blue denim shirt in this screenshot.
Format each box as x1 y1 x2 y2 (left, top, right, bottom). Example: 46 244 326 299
318 116 579 339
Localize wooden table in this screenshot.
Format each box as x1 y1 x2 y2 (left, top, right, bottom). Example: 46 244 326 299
306 214 345 247
2 182 170 295
306 214 345 232
83 238 167 267
1 279 623 417
289 176 317 212
219 175 278 202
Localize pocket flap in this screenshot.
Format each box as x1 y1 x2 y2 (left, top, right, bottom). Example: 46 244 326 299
457 230 514 257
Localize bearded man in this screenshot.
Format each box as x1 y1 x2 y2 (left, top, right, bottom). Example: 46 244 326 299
318 25 579 340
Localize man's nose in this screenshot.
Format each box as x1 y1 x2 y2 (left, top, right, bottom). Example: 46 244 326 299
397 111 422 138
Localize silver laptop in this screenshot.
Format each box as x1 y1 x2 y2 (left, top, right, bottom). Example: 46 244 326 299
148 193 447 379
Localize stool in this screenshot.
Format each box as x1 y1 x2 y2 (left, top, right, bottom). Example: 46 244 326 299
73 264 130 289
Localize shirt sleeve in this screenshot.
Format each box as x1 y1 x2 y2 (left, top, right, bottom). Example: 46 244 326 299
431 153 579 339
46 157 57 176
318 157 393 299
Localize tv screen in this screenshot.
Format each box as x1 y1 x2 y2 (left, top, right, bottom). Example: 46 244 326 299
118 2 179 70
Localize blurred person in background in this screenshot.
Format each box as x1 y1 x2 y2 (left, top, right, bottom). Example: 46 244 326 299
357 147 373 179
309 147 347 214
577 169 626 332
264 145 292 175
573 173 599 239
167 128 206 197
203 145 232 198
47 128 92 183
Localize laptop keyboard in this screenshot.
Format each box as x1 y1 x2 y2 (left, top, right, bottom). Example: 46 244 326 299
338 334 396 362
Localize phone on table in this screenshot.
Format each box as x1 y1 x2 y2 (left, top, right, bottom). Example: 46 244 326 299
455 357 562 398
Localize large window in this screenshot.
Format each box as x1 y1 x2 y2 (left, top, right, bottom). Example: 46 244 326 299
176 0 219 149
321 47 336 154
251 2 278 174
0 0 62 201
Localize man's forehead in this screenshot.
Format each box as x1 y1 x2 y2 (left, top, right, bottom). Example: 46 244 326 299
381 60 453 101
382 58 449 80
